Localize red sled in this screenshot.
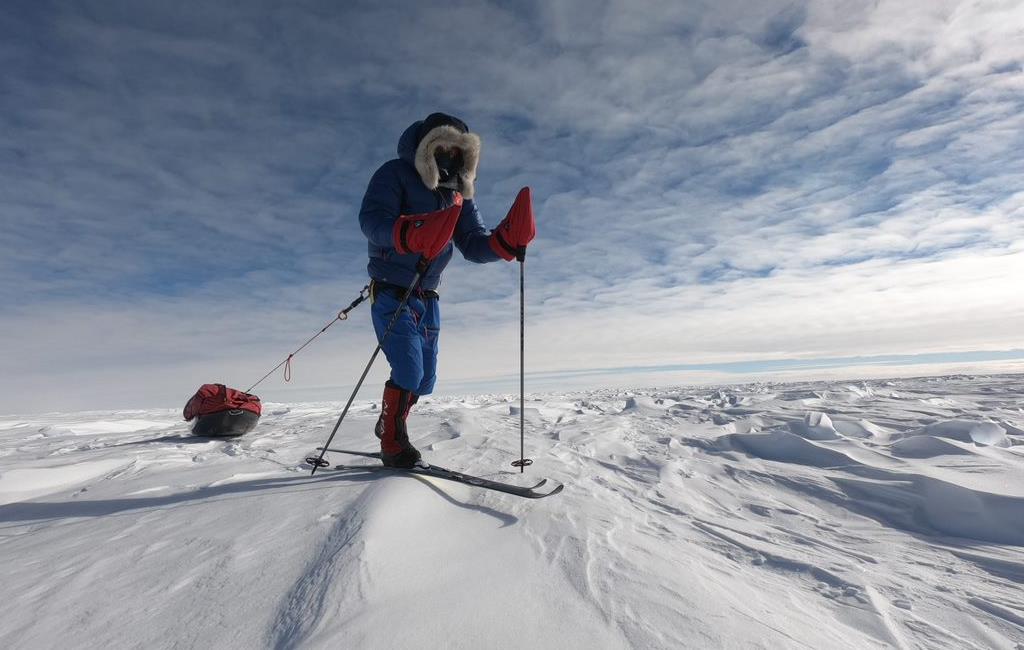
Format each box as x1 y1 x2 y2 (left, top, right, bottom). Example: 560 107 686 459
183 383 261 437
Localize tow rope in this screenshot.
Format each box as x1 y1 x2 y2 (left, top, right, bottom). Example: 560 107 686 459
244 285 371 394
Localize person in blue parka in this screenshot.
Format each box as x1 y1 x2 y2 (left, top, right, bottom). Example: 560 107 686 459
358 112 535 467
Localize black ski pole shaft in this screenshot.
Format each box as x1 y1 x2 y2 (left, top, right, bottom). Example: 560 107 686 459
512 248 532 472
519 253 525 471
310 258 430 475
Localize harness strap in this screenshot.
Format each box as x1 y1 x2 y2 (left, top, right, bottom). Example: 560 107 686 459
371 280 440 302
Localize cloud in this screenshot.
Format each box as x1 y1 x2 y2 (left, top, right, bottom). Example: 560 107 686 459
2 0 1023 413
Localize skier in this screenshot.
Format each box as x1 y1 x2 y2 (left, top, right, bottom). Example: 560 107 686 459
358 112 535 468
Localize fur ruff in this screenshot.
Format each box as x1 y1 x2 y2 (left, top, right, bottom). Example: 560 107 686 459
414 125 481 199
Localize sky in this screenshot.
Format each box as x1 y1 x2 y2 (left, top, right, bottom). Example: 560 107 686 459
2 0 1023 414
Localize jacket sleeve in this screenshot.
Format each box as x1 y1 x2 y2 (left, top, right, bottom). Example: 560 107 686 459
453 199 502 263
358 163 402 249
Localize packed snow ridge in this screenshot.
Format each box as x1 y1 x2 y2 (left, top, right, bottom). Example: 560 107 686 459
2 374 1024 649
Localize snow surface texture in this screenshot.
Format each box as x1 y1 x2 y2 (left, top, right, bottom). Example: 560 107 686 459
2 375 1024 649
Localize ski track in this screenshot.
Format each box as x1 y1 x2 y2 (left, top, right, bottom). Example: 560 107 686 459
1 375 1024 648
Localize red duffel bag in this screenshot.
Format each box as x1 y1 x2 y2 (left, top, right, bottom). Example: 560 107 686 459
183 384 261 437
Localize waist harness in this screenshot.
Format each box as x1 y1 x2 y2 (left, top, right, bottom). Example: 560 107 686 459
370 280 440 302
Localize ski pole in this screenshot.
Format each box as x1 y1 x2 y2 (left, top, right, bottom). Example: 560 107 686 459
511 247 532 472
309 257 430 475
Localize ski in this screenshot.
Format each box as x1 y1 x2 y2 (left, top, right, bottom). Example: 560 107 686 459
311 447 564 499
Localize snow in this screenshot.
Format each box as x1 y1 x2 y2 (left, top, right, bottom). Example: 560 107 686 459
2 374 1024 649
0 458 131 506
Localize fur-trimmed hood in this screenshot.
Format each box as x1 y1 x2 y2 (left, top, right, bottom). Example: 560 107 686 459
397 119 481 199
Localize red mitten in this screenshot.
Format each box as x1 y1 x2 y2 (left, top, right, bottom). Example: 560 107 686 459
393 194 463 260
489 187 536 261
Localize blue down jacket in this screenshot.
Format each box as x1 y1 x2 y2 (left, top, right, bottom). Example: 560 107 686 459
358 121 500 291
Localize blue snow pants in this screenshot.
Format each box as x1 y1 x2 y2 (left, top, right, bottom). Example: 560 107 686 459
371 288 440 396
